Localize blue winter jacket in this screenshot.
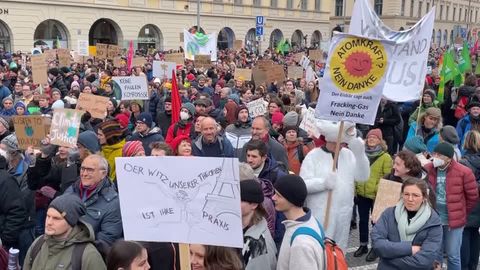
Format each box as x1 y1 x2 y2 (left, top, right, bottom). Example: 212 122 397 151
192 135 235 158
456 114 473 148
406 123 439 153
371 206 443 270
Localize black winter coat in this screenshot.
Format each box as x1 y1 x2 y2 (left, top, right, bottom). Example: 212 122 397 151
373 102 401 137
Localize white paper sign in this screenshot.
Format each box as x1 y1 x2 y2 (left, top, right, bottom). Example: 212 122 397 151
349 0 435 102
77 40 89 56
115 157 243 248
315 34 394 125
225 132 252 150
112 76 149 100
299 108 320 138
153 61 176 79
246 98 267 118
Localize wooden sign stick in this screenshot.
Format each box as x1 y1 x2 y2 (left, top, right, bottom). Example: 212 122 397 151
323 120 344 230
179 243 191 270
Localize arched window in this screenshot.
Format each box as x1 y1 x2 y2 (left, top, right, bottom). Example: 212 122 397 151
245 28 256 52
436 29 441 46
138 24 163 52
89 18 122 45
0 20 11 52
34 19 69 49
217 27 235 50
291 30 304 49
269 29 283 49
311 30 322 48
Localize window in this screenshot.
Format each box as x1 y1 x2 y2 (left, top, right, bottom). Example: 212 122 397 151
410 0 414 17
315 0 320 11
446 6 449 20
301 0 307 10
459 8 462 22
453 7 456 21
470 10 473 22
401 0 405 16
287 0 292 9
418 1 423 18
254 0 261 6
374 0 382 15
426 3 430 15
271 0 277 8
335 0 343 16
439 5 443 20
465 8 468 21
476 10 478 23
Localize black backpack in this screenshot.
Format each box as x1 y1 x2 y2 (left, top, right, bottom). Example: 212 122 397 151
27 237 87 270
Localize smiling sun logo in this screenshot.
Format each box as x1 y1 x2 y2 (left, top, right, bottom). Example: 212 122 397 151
329 37 387 94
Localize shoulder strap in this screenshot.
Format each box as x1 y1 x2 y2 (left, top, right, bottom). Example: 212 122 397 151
290 219 325 249
297 144 305 163
28 237 46 266
72 243 88 270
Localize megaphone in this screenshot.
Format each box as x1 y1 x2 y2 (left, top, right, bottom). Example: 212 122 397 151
31 48 42 55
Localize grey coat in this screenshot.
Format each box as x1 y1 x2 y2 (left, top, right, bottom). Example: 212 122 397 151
243 218 277 270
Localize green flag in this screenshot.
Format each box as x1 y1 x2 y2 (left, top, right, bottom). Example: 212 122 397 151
443 50 459 82
458 41 472 73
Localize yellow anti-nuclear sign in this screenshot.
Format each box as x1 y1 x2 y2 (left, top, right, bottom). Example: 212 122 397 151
329 37 387 94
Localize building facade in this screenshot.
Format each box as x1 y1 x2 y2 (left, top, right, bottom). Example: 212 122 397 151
0 0 331 52
330 0 480 47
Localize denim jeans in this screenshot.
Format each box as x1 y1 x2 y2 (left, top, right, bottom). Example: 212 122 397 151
35 208 47 237
357 196 373 244
442 226 464 270
18 227 35 266
460 227 480 270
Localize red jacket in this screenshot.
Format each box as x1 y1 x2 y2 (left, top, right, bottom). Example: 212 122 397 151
165 121 193 144
425 160 479 228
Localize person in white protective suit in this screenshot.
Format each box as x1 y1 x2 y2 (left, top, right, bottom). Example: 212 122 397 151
299 120 370 250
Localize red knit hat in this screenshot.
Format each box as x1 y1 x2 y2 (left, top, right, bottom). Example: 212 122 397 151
115 113 129 129
366 128 383 140
122 141 145 157
186 73 196 82
168 135 191 155
271 112 284 125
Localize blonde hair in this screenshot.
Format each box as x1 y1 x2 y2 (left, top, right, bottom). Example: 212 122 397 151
463 130 480 153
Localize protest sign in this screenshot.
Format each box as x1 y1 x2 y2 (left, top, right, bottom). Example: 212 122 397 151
315 34 394 125
43 49 57 63
252 66 267 85
57 48 70 67
31 54 48 85
349 0 435 101
12 116 50 149
293 52 305 63
267 64 286 83
115 157 243 248
112 76 149 100
234 40 243 50
153 61 176 79
257 60 274 68
76 93 109 119
246 98 267 118
234 68 252 81
165 53 185 65
78 40 89 56
113 56 123 68
194 55 211 69
371 179 402 222
132 57 146 67
95 43 108 59
299 107 320 138
107 45 121 60
309 49 323 61
184 30 217 61
288 66 304 79
50 109 84 148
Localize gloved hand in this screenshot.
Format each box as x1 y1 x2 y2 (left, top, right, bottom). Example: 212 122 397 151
325 171 337 190
40 186 57 199
347 137 366 156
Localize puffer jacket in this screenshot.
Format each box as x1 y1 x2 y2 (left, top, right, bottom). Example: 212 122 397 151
425 160 479 228
459 151 480 228
356 151 392 199
243 218 277 270
64 178 123 245
101 139 126 181
23 220 106 270
128 127 165 156
372 206 443 269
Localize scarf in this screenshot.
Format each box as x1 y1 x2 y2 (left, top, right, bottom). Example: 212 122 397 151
394 200 431 241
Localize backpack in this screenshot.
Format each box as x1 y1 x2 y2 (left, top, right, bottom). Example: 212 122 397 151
28 237 88 270
297 144 305 163
290 218 348 270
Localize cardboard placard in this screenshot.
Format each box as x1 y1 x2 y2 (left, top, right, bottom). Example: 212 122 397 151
12 116 50 149
132 57 146 67
257 60 274 68
95 43 108 59
57 48 71 67
165 53 184 65
293 52 305 63
108 45 121 60
43 49 57 63
267 64 286 83
371 179 402 222
194 55 211 69
234 68 252 81
299 107 320 138
246 98 267 118
153 61 176 79
112 76 149 100
76 93 110 119
288 66 304 79
31 54 48 85
309 49 323 61
49 109 84 147
113 56 123 68
234 40 243 50
73 53 88 64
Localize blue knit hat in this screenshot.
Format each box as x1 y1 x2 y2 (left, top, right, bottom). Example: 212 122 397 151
136 112 153 128
77 130 100 153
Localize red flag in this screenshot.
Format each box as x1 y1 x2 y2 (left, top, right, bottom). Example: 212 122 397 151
127 40 134 73
471 39 478 56
170 70 181 125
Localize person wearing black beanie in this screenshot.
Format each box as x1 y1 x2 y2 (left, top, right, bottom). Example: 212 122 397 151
273 175 325 270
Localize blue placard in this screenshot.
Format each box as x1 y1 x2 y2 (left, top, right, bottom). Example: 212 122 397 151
256 26 264 36
256 16 264 26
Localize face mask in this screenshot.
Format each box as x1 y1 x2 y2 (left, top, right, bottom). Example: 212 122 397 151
432 157 445 168
180 111 189 121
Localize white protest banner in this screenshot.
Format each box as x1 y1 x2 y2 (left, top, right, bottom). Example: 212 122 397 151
349 0 435 102
112 76 149 100
78 40 89 56
152 61 176 79
299 107 320 138
50 109 84 147
184 30 218 61
246 98 267 118
315 34 394 125
115 157 243 248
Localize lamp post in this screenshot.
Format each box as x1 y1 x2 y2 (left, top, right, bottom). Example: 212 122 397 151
197 0 200 31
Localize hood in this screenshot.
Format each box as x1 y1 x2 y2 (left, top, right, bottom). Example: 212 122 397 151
259 178 274 197
138 126 162 138
102 139 125 155
45 219 95 251
245 218 270 239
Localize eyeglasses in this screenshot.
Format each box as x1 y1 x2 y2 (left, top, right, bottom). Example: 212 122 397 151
80 166 105 174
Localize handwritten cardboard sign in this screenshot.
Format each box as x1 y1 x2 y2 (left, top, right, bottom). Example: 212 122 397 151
288 66 304 79
309 49 323 61
132 57 147 67
107 45 121 60
194 55 211 69
76 93 109 119
112 76 149 100
247 98 267 118
234 40 243 50
113 56 123 68
95 43 108 59
299 107 320 138
57 48 71 67
371 179 402 222
153 61 176 79
115 156 243 248
267 64 286 83
12 116 50 149
293 52 305 63
31 54 48 85
50 109 84 147
165 53 185 65
234 68 252 81
43 49 57 63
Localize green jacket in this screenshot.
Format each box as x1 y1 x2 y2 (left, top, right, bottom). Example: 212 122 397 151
408 100 440 125
355 151 392 199
23 220 106 270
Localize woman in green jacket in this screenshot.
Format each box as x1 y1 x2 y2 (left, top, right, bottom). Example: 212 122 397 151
354 129 392 261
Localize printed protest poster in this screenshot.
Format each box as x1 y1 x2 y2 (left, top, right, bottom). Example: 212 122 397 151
309 49 323 61
372 179 402 222
234 40 243 50
194 55 212 69
112 76 149 100
349 0 435 101
315 34 394 125
115 157 243 248
95 43 108 59
246 98 267 118
153 61 176 79
76 93 109 119
50 109 84 147
12 116 50 149
31 54 48 85
78 40 89 56
165 53 184 65
299 107 320 138
234 68 252 81
288 66 304 79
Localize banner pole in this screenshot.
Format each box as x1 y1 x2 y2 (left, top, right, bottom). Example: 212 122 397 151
179 243 191 270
